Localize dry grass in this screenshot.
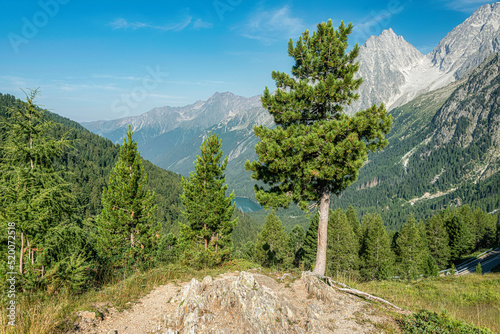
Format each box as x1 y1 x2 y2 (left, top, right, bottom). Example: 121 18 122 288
353 273 500 333
0 259 258 334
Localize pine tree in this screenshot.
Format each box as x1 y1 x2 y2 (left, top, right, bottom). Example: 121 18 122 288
245 20 391 276
302 213 319 270
254 211 289 268
346 205 361 251
327 208 359 276
445 214 471 262
475 262 482 275
426 214 451 269
96 125 157 271
179 132 237 268
395 215 427 279
424 255 440 277
359 213 393 280
472 208 497 249
288 225 306 267
0 89 73 278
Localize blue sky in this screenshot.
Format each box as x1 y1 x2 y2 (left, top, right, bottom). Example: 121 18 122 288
0 0 495 122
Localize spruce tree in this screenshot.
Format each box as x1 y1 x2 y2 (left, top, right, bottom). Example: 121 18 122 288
346 205 361 251
288 225 306 267
179 132 237 268
245 20 391 275
254 211 289 268
0 89 73 278
426 214 451 269
445 214 471 262
303 213 319 270
395 215 427 279
327 208 359 276
359 213 393 280
96 126 157 271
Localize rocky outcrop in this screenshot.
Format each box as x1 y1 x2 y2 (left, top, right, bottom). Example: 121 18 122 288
158 271 396 334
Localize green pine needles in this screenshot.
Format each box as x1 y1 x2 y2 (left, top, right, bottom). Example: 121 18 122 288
179 132 237 268
96 125 158 272
0 89 74 281
246 20 392 275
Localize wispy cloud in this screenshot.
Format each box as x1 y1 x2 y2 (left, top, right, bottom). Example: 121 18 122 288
193 19 213 29
236 6 305 44
440 0 492 12
110 16 193 31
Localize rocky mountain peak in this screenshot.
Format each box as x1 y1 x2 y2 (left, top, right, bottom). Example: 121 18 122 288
428 2 500 78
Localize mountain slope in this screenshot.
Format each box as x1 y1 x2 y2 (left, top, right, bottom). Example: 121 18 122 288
331 51 500 229
0 93 184 232
346 3 500 114
429 2 500 79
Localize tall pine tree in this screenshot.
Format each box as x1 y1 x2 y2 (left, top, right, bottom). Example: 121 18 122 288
359 213 393 280
327 208 359 276
179 132 237 268
425 214 450 269
0 89 73 278
254 210 289 268
96 126 157 271
245 20 391 275
394 215 428 279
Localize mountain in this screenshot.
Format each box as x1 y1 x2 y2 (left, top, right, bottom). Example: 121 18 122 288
429 2 500 79
331 51 500 229
0 93 184 232
81 3 500 220
346 2 500 114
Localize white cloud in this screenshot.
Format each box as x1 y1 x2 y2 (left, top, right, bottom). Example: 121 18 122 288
110 16 193 31
237 6 305 44
193 19 213 29
441 0 493 12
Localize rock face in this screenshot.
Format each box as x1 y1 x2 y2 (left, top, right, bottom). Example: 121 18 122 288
158 271 394 334
346 3 500 114
429 2 500 79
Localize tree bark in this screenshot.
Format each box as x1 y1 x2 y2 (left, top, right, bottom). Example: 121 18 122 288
313 191 330 275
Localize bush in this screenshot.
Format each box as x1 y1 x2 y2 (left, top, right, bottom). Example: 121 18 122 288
398 310 493 333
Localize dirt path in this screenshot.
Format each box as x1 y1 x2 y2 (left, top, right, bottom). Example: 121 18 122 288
71 271 399 334
74 281 189 334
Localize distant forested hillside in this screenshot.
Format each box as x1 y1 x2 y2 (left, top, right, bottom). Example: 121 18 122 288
0 92 184 234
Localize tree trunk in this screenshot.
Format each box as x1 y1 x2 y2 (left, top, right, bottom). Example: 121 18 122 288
313 191 330 275
130 232 135 248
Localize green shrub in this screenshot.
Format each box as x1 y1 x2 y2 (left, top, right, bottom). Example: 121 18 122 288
398 310 493 333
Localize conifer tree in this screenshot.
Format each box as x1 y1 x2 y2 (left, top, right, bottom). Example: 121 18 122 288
96 126 157 270
327 208 359 276
395 215 427 279
0 89 73 277
179 132 237 268
426 214 451 269
424 255 439 277
472 208 497 249
475 262 482 275
346 205 362 251
445 214 471 262
302 213 319 270
254 210 289 268
288 225 306 267
246 20 391 275
359 213 393 280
